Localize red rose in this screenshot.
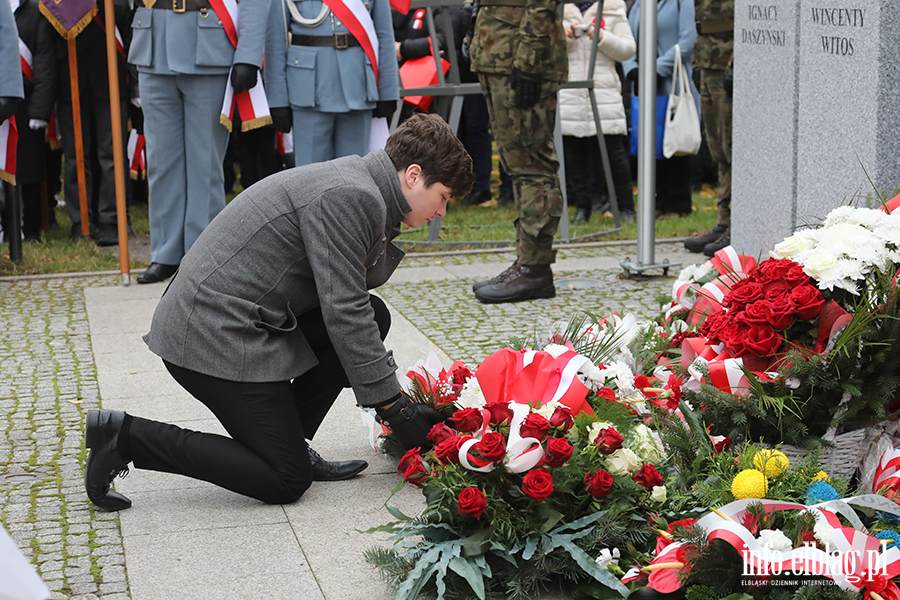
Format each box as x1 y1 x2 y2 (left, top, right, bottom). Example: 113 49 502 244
741 323 782 357
426 422 455 445
519 413 550 441
633 464 663 489
543 437 574 467
784 264 810 287
741 301 771 326
720 321 751 353
398 448 423 474
434 436 462 465
764 297 795 330
521 468 554 502
484 402 514 427
790 285 826 321
398 448 429 486
594 426 624 454
449 408 483 433
584 469 614 498
457 486 488 518
474 431 507 463
449 364 475 388
764 285 789 302
548 406 574 432
699 312 730 341
723 280 763 307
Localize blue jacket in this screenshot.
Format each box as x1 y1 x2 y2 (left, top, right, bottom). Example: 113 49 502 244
265 0 399 112
128 0 266 76
1 0 24 99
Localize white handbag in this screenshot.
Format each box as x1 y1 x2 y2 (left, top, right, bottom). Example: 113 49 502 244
662 44 702 158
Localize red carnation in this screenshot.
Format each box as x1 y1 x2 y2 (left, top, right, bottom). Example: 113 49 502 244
519 413 550 441
449 408 483 433
584 469 614 498
521 468 554 502
457 486 488 518
594 426 624 454
543 437 574 467
633 464 663 489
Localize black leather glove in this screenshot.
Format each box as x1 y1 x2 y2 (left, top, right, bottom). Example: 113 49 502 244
373 100 397 119
511 67 542 109
270 106 292 133
231 63 259 95
724 71 733 99
0 97 18 123
376 396 446 450
131 106 144 135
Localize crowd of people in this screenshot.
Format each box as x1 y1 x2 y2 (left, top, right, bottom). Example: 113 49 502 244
0 0 734 289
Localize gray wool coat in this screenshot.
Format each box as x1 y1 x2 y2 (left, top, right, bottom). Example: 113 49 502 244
143 150 409 407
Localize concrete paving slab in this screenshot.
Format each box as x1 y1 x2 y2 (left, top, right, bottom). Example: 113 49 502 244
89 331 155 356
93 350 168 375
128 574 325 600
96 370 189 401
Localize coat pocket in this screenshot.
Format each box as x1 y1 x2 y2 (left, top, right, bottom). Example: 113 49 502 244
286 47 317 108
364 56 378 102
195 11 235 67
254 303 299 333
128 8 153 67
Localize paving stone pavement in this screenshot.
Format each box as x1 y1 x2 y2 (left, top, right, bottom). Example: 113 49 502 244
0 242 703 599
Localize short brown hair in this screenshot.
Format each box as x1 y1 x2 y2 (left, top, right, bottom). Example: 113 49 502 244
385 113 474 199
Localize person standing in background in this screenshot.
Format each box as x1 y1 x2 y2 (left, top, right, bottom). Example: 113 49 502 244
468 0 568 304
622 0 698 218
266 0 399 167
0 0 22 121
560 0 636 224
129 0 267 283
683 0 732 256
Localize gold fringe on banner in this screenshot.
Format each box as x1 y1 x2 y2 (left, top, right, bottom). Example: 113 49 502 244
241 114 273 132
219 114 233 133
129 168 147 181
39 2 97 39
0 169 16 185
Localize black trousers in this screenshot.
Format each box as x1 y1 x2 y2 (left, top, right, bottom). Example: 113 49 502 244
128 295 391 504
562 134 634 215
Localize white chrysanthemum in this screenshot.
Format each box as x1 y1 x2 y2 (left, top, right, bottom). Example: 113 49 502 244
580 363 608 391
533 401 563 420
595 547 620 569
632 424 666 464
757 529 793 553
455 378 486 409
542 343 569 359
606 448 641 475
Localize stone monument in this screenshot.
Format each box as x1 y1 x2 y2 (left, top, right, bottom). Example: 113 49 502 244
731 0 900 258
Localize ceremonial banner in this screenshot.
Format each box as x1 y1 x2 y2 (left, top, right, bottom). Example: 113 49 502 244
39 0 97 38
0 117 18 184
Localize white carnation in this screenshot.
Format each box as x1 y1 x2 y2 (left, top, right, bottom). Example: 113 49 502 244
757 529 793 553
542 343 569 359
455 378 486 409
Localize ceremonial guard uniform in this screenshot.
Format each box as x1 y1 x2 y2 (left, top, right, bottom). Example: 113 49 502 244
266 0 399 166
468 0 568 303
128 0 266 282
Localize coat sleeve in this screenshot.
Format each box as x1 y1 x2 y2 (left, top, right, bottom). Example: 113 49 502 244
621 0 638 79
264 0 290 108
28 14 57 121
597 0 636 64
656 0 696 78
374 0 400 101
0 0 24 100
234 0 267 68
297 181 402 407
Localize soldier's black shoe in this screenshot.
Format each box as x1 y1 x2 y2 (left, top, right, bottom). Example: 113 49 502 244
684 224 728 253
94 223 119 247
308 447 368 481
474 263 555 304
497 190 514 206
473 262 519 293
85 409 132 511
574 209 590 223
703 228 732 257
137 262 178 284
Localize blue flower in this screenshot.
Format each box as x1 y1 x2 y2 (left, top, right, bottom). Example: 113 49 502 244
877 511 900 526
875 530 900 551
805 481 840 505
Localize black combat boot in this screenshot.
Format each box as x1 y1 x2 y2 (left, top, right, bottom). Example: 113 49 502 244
473 263 555 304
684 224 728 253
84 409 132 511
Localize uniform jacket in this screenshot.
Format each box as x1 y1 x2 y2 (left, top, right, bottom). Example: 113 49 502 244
0 0 23 99
560 0 634 137
265 0 399 112
469 0 568 82
622 0 699 114
694 0 733 70
15 0 55 121
128 0 266 76
144 150 409 407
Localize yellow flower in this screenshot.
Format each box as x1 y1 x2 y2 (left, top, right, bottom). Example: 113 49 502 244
753 450 789 478
812 471 830 482
732 469 769 500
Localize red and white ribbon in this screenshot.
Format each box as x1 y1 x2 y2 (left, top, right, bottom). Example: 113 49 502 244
276 129 293 154
458 402 545 474
19 38 33 82
127 129 146 180
45 107 62 149
212 0 271 132
873 448 900 495
678 246 758 326
0 117 18 184
322 0 379 83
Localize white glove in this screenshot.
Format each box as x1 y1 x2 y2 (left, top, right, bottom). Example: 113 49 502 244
131 97 142 108
29 119 47 130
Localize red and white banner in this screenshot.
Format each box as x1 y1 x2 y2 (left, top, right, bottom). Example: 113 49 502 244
19 38 33 82
276 129 293 155
127 129 146 180
0 117 18 184
212 0 271 132
321 0 379 83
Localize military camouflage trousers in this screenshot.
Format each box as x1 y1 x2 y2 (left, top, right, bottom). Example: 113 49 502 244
478 72 562 265
699 67 732 226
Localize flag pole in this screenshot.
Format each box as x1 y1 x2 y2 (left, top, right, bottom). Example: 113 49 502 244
66 36 90 237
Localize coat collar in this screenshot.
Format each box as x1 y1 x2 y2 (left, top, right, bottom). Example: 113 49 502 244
365 150 411 237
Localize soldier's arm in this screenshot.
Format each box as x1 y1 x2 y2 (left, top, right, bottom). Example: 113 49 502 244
514 0 559 75
233 0 267 69
264 0 290 108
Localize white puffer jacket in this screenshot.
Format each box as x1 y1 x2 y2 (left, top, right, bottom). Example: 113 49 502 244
560 0 636 138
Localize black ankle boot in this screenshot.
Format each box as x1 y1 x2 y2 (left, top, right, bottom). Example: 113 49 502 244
84 409 132 511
